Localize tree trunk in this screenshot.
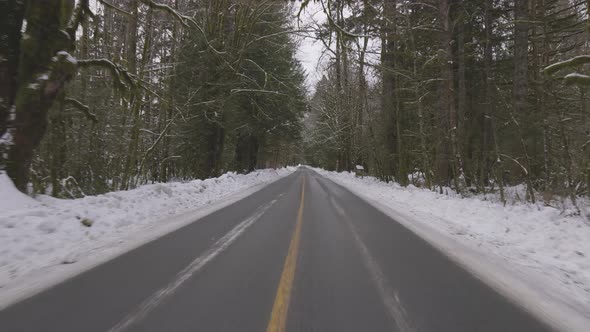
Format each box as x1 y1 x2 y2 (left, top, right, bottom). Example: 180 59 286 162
356 3 369 169
7 0 76 191
0 0 25 140
456 2 467 188
49 94 67 197
381 0 398 181
235 133 258 173
437 0 460 191
483 0 505 202
513 0 536 202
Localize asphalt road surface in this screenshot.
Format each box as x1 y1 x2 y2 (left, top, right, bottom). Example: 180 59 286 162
0 168 556 332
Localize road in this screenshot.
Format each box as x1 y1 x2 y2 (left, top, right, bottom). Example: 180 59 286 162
0 168 556 332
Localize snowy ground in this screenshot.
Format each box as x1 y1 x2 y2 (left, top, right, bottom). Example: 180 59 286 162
313 168 590 330
0 168 295 301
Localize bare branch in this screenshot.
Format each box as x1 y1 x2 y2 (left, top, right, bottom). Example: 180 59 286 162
321 0 371 39
98 0 132 16
499 153 529 175
64 98 98 123
136 118 176 178
77 58 135 90
140 0 190 27
230 89 287 96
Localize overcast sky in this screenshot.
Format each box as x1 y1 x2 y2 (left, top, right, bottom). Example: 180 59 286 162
291 2 380 95
293 2 326 93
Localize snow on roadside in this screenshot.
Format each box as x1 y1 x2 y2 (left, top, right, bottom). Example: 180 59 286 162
313 168 590 324
0 168 295 288
0 174 40 211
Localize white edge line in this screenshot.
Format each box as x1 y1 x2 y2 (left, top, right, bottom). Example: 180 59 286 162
318 172 590 332
108 199 278 332
0 171 295 311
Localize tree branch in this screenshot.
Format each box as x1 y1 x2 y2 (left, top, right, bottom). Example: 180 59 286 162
564 73 590 85
321 0 371 38
77 58 135 90
230 89 287 96
543 55 590 75
140 0 191 27
64 98 97 123
98 0 132 16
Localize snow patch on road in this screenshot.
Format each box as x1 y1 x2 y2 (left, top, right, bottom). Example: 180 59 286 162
0 168 295 301
313 168 590 331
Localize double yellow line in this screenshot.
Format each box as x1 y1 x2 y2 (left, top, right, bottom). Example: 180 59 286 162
266 177 305 332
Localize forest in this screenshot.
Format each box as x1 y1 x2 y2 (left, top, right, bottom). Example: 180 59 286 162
304 0 590 208
0 0 306 197
1 0 590 209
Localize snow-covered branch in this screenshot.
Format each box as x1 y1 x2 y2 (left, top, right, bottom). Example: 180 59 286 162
77 58 135 90
564 73 590 85
543 55 590 75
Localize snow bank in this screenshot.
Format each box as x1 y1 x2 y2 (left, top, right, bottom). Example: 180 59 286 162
0 168 295 289
313 168 590 329
0 173 39 211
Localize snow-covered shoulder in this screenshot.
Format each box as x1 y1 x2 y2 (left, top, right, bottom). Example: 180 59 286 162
0 167 296 308
312 167 590 331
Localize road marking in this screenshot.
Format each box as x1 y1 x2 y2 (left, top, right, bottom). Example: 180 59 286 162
266 177 305 332
330 196 414 332
108 199 278 332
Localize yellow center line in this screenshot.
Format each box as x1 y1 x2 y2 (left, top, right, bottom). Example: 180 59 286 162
266 176 305 332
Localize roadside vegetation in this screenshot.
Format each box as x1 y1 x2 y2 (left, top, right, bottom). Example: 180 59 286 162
2 0 590 213
303 0 590 212
0 0 305 197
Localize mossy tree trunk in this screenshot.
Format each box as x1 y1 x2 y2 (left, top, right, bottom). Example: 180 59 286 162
119 0 140 190
0 0 25 141
6 0 77 191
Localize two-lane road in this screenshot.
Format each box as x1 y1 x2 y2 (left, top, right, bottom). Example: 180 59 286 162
0 168 555 331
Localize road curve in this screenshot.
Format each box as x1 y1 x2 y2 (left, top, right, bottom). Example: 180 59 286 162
0 168 556 332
